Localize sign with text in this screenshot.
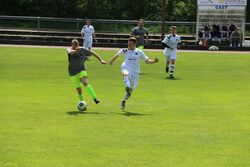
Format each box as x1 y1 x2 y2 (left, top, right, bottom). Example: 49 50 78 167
198 0 247 6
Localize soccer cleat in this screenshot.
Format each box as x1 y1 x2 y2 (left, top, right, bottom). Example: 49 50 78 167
94 98 100 104
165 66 169 73
169 74 175 79
120 100 126 110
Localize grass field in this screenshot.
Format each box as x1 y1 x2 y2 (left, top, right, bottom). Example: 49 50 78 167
0 46 249 167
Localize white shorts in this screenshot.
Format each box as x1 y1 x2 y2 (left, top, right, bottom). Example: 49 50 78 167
122 69 139 89
164 52 177 61
83 38 93 48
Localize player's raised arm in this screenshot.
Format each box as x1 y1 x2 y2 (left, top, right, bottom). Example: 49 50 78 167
109 54 119 65
90 51 106 64
67 47 80 55
110 48 126 65
139 49 159 64
145 57 159 64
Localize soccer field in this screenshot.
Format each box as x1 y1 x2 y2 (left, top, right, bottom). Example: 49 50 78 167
0 46 249 167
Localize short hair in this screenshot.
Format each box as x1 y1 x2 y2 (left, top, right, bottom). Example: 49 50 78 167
139 19 145 23
71 39 79 45
170 26 176 29
128 37 137 43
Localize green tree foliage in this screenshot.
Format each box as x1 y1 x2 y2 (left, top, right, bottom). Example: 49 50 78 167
0 0 249 22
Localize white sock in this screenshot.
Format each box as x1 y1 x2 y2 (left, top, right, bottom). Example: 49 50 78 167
170 65 175 75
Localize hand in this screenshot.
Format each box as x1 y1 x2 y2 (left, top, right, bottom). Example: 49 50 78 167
154 57 159 63
100 60 106 64
109 61 113 65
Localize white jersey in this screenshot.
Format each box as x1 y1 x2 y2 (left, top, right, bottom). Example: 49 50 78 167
117 48 149 74
81 25 95 39
162 34 181 54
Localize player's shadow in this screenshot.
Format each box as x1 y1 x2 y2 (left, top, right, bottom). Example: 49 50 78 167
116 111 150 117
139 73 151 76
165 77 183 80
67 111 105 116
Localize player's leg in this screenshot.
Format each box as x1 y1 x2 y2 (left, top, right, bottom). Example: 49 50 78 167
88 38 93 51
76 87 84 101
121 73 139 110
165 55 170 74
79 71 100 104
120 70 132 110
70 74 84 101
122 69 131 88
169 54 176 79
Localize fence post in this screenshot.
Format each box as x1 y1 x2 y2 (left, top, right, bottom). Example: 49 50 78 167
115 22 118 35
37 17 40 31
76 18 79 32
192 24 195 36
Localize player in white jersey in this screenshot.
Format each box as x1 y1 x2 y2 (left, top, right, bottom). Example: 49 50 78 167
162 26 181 79
81 19 97 50
109 37 159 110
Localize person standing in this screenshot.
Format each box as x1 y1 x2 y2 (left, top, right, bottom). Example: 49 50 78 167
130 19 149 50
81 19 97 51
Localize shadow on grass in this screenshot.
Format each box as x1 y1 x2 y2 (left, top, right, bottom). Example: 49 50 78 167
165 77 183 80
67 111 105 116
113 111 151 117
139 73 151 76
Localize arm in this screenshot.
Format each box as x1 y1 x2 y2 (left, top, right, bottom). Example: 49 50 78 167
81 33 84 39
109 54 119 65
67 48 80 55
145 57 159 64
162 42 170 48
130 28 135 37
145 32 149 43
90 51 106 64
93 32 97 42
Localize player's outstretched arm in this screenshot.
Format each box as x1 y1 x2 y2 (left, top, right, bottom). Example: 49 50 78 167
67 47 80 55
90 51 106 64
109 55 119 65
145 57 159 64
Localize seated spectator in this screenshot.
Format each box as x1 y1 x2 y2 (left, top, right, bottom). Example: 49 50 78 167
204 22 210 32
211 23 221 38
202 22 211 40
230 28 241 47
229 22 236 37
221 21 229 38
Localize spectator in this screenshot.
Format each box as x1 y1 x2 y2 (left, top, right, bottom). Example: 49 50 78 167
221 21 229 38
229 22 236 37
130 19 149 50
202 22 211 41
211 23 221 38
230 28 241 47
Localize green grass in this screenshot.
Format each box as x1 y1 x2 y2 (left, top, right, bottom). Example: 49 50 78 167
0 46 249 167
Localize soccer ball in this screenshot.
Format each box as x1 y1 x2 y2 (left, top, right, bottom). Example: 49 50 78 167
209 46 219 51
77 101 87 111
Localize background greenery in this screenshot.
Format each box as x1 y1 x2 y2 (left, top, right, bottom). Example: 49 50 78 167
0 0 249 21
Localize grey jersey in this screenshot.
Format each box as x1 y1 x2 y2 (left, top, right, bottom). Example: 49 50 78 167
67 47 92 76
131 27 149 46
